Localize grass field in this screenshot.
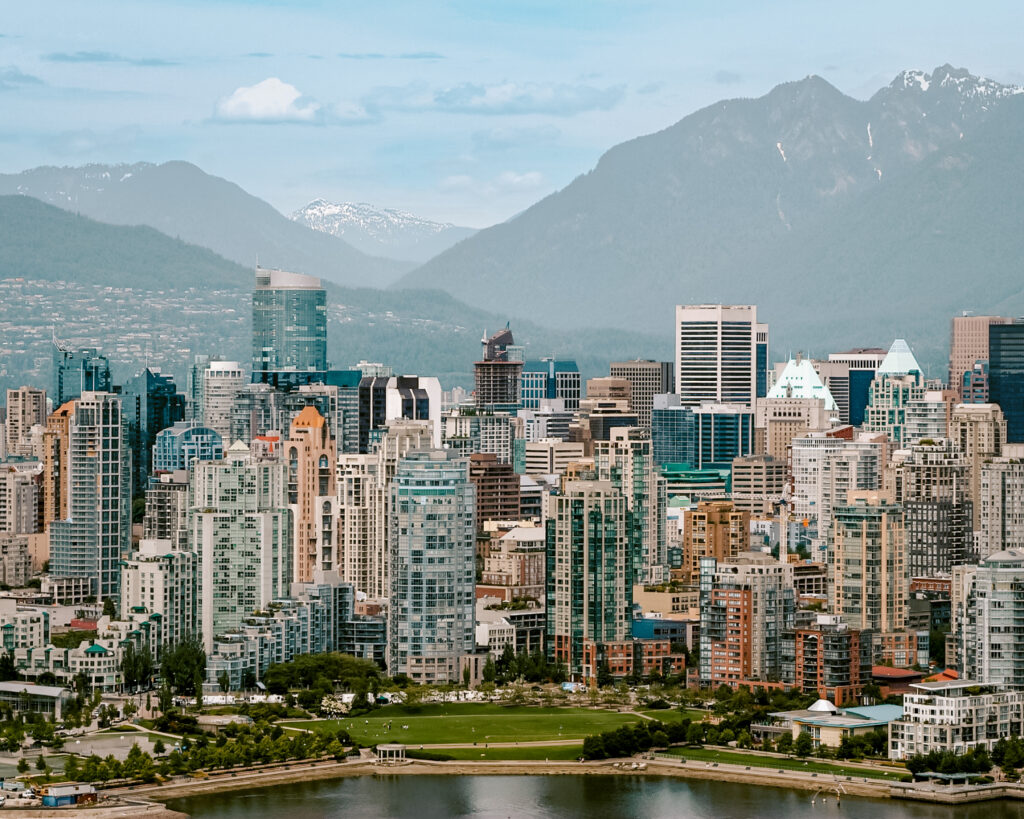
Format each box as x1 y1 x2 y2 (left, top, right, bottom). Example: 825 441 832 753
638 709 707 723
662 746 905 781
282 704 639 746
438 744 584 761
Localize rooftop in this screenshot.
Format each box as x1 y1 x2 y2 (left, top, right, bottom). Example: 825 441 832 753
766 357 839 410
877 338 922 376
0 681 66 698
291 405 326 429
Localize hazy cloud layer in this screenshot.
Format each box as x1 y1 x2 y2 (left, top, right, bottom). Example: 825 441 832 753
371 80 624 116
0 66 42 90
44 50 178 67
216 78 322 123
440 169 546 196
338 51 444 60
714 70 743 84
472 124 561 151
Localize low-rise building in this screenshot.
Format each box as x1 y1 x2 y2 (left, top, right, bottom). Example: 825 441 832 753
0 680 70 720
776 700 903 750
888 680 1024 759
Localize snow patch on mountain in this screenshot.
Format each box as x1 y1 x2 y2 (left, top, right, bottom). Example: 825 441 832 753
292 199 477 262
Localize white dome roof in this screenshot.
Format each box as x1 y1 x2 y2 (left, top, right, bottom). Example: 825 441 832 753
808 698 837 713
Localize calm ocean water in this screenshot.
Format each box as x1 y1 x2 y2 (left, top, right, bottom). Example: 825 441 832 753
164 774 1024 819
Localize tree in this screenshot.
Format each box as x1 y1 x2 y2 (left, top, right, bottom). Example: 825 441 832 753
158 682 174 714
102 597 117 618
17 757 28 774
161 635 206 695
153 738 166 755
482 656 496 684
218 671 230 694
194 670 205 710
64 755 80 781
0 651 16 682
794 732 813 757
463 664 471 689
35 753 47 771
777 733 794 753
121 643 154 692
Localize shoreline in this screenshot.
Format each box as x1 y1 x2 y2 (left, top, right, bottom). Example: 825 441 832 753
117 756 893 803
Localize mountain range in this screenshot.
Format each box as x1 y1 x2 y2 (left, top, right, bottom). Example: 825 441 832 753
3 64 1022 379
0 195 662 391
291 199 476 263
0 161 413 288
396 64 1024 371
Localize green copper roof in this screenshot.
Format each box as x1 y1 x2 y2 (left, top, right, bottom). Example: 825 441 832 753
766 357 838 410
877 338 922 376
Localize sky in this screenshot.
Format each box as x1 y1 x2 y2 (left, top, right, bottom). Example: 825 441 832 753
1 1 1023 227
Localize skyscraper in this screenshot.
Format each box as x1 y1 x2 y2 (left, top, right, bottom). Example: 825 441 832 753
960 550 1024 687
48 392 131 601
189 441 293 652
609 360 674 425
595 427 667 584
5 387 47 455
989 320 1024 442
252 268 327 374
675 305 766 408
357 375 441 453
950 403 1006 532
338 420 434 599
894 439 973 577
699 553 795 686
284 406 337 583
520 358 581 411
827 348 887 427
200 361 246 440
546 480 634 679
387 450 476 684
949 315 1012 401
978 445 1024 558
122 368 186 494
682 500 749 584
863 339 925 446
829 491 906 634
475 326 523 410
51 341 111 406
152 422 224 474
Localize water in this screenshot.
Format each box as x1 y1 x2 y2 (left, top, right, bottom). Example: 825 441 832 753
165 775 1024 819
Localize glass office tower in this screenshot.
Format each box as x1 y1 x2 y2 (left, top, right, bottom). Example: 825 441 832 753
252 268 327 374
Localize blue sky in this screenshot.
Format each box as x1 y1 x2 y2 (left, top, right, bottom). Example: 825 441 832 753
1 1 1022 226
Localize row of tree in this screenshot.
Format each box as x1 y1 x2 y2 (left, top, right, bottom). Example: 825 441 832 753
63 721 353 784
482 647 567 685
905 747 992 775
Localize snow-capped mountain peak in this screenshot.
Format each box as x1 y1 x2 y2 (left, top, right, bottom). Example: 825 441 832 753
291 199 476 263
889 64 1023 99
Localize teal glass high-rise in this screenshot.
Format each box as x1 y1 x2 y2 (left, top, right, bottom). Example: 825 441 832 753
252 267 327 374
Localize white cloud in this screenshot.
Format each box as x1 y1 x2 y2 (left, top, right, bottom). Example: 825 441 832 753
216 77 321 123
495 170 544 190
440 170 546 197
369 80 624 116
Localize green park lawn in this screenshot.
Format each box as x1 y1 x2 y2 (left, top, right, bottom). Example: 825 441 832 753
438 744 584 761
662 746 905 781
282 703 639 746
639 709 707 723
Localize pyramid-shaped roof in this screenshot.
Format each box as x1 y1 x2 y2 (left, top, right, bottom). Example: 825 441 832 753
766 358 838 410
877 339 922 376
292 405 326 429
